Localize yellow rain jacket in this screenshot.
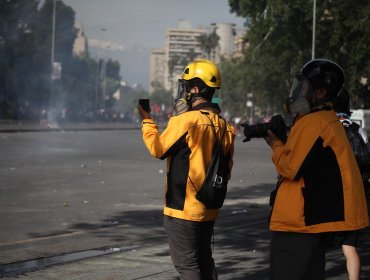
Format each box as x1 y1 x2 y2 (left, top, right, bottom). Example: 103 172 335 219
142 103 235 222
270 109 369 233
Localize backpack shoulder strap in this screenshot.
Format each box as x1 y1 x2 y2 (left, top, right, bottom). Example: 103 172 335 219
203 112 226 145
349 122 360 135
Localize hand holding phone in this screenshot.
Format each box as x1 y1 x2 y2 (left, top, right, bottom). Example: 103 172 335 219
139 99 150 113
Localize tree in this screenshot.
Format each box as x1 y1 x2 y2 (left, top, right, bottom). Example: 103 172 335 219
197 30 220 59
0 0 123 121
227 0 314 114
181 48 197 66
0 0 78 119
150 83 173 109
37 0 77 112
219 58 249 117
104 59 121 111
226 0 370 114
168 54 180 77
0 0 41 118
314 0 370 107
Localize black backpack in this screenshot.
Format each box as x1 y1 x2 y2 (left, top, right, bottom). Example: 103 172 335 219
343 120 370 201
196 114 229 209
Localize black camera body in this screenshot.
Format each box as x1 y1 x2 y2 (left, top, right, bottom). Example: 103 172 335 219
241 114 287 143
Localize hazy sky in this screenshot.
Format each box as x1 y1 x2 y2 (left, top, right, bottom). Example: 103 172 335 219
62 0 246 90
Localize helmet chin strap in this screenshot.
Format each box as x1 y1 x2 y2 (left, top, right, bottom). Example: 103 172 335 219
174 86 208 115
190 95 203 104
186 89 203 104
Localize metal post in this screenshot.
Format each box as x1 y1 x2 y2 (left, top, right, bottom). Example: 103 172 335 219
312 0 316 60
102 59 106 110
99 28 107 111
49 0 56 110
94 57 100 118
51 0 56 80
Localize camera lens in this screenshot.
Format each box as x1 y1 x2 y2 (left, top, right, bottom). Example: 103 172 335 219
242 123 269 142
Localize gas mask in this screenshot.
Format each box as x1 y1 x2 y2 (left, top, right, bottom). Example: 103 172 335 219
173 79 192 115
285 75 314 117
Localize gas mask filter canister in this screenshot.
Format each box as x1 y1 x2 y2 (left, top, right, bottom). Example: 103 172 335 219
288 98 311 116
173 98 190 115
287 76 313 116
174 79 192 115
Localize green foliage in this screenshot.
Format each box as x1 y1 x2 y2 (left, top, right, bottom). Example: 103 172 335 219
0 0 47 117
150 83 173 109
0 0 124 121
219 58 249 115
224 0 370 117
197 30 220 59
115 87 148 119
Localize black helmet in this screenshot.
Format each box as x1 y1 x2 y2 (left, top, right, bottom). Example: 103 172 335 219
286 59 345 116
300 59 345 99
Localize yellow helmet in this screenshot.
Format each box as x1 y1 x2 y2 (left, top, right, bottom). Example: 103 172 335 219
181 59 221 88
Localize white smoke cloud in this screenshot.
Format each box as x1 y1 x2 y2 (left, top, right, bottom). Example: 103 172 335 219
88 38 132 51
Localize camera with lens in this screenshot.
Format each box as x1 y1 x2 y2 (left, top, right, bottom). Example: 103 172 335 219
241 114 287 143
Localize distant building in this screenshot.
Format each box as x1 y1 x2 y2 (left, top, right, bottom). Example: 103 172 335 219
233 30 249 58
214 23 236 60
149 48 166 94
73 22 88 56
163 20 205 94
149 20 248 95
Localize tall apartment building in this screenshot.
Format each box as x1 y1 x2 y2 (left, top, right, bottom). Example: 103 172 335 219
163 20 205 94
149 48 166 93
149 20 247 95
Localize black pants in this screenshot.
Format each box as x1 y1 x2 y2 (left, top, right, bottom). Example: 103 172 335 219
270 231 328 280
163 215 218 280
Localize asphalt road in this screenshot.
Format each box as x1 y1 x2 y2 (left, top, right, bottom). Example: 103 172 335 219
0 128 369 279
0 129 276 244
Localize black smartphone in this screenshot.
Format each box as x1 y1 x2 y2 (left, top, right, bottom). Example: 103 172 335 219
139 98 150 112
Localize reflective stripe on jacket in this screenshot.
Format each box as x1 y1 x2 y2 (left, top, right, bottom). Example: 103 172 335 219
142 109 235 222
270 109 369 233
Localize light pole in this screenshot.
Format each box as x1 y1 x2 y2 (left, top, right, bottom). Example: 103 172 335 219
51 0 56 81
102 58 107 111
49 0 56 110
94 56 100 118
97 28 107 112
312 0 316 60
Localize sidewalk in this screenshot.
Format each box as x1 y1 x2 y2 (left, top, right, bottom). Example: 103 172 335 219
0 120 141 132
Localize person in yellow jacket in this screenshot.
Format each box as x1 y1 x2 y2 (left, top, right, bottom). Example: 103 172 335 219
138 59 235 280
264 59 369 280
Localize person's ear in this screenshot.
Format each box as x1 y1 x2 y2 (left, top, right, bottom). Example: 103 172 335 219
190 86 200 94
316 88 327 100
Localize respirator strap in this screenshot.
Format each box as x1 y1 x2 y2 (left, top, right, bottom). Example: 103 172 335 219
191 102 221 112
